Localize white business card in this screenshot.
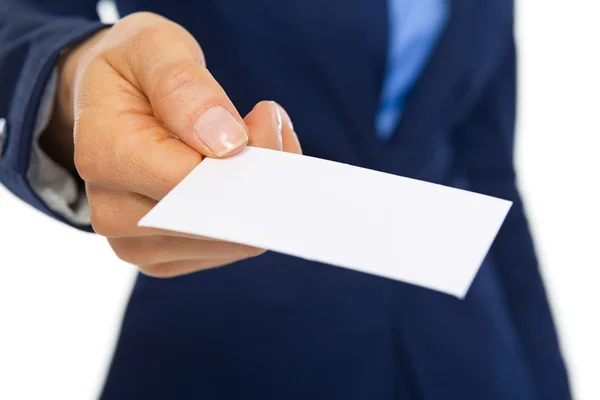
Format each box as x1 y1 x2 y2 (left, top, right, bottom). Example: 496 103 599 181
139 147 511 298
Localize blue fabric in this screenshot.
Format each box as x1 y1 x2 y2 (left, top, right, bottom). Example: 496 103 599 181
377 0 448 140
0 1 572 399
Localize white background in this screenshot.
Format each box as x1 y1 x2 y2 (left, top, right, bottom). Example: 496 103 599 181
1 1 599 398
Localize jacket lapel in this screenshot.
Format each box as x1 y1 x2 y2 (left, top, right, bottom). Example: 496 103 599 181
294 0 389 164
389 0 469 145
389 0 510 147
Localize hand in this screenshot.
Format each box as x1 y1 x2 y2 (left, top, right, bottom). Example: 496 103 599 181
44 12 301 277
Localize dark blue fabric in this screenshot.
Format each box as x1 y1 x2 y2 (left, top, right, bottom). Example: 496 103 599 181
0 0 572 399
0 0 104 231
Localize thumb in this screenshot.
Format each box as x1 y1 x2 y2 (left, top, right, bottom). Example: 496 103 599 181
106 14 248 158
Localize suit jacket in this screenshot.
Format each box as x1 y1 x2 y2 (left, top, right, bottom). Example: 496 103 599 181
0 0 571 398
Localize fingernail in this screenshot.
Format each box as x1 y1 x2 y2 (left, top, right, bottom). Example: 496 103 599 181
269 101 283 150
194 106 248 156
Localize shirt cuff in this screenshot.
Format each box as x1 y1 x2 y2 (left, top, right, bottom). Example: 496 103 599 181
26 68 90 226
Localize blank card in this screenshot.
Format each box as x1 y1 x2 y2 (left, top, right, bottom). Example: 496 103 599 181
139 147 511 298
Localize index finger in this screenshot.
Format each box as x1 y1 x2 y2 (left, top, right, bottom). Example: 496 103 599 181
75 104 201 200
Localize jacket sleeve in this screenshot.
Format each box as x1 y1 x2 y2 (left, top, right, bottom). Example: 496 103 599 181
0 0 105 231
451 34 572 398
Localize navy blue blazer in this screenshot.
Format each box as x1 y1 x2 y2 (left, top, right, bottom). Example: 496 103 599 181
0 0 571 399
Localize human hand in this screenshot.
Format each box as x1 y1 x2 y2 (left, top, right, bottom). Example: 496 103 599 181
44 12 301 276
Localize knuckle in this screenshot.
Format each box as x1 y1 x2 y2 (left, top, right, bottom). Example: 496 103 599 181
131 24 165 51
112 236 165 266
109 238 149 265
73 147 98 182
73 118 103 182
87 191 124 238
154 61 202 101
89 204 117 237
138 263 179 278
126 21 203 67
91 220 113 238
72 60 103 108
109 238 138 264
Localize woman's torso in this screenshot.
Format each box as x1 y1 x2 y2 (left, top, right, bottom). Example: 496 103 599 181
101 1 554 399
